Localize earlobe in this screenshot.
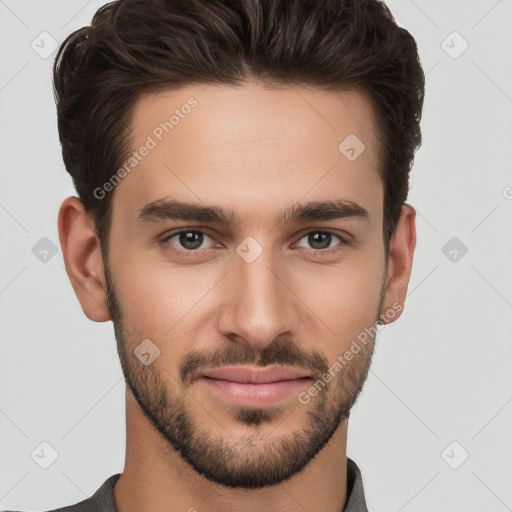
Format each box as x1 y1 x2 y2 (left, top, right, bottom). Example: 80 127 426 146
379 203 417 325
58 196 111 322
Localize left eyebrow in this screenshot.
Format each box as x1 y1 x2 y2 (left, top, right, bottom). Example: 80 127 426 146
136 198 369 227
279 199 369 226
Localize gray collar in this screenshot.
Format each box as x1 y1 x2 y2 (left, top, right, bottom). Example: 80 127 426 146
344 457 370 511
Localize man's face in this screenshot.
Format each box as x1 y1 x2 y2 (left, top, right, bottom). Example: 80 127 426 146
104 83 387 489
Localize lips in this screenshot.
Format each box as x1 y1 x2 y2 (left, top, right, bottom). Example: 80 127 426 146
198 366 312 408
201 365 311 384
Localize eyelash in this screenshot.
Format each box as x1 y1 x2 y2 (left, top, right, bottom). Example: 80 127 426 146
160 229 349 257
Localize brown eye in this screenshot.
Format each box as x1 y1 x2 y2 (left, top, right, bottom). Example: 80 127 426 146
162 229 215 254
295 231 346 252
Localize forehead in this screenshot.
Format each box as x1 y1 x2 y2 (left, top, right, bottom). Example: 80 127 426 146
113 82 384 227
131 83 380 156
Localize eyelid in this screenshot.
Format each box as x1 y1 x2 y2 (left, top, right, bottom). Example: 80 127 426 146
294 227 352 243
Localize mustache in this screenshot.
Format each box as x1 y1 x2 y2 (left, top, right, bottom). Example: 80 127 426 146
180 337 330 386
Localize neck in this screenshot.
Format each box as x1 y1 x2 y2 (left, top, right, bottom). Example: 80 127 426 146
114 390 350 512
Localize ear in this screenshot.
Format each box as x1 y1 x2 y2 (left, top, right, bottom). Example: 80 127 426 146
380 203 417 325
58 196 111 322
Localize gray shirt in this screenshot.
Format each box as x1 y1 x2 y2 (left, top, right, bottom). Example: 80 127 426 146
8 457 369 512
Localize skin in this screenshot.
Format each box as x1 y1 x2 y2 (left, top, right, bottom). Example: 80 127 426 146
58 82 416 512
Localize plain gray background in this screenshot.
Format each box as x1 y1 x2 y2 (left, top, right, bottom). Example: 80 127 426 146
1 1 511 510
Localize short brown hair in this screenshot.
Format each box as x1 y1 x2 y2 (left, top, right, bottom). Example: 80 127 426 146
53 0 425 257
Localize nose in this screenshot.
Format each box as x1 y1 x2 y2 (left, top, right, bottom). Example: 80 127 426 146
216 246 301 351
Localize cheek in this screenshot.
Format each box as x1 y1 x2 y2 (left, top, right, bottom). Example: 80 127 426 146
110 248 220 341
107 245 169 338
297 249 384 351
